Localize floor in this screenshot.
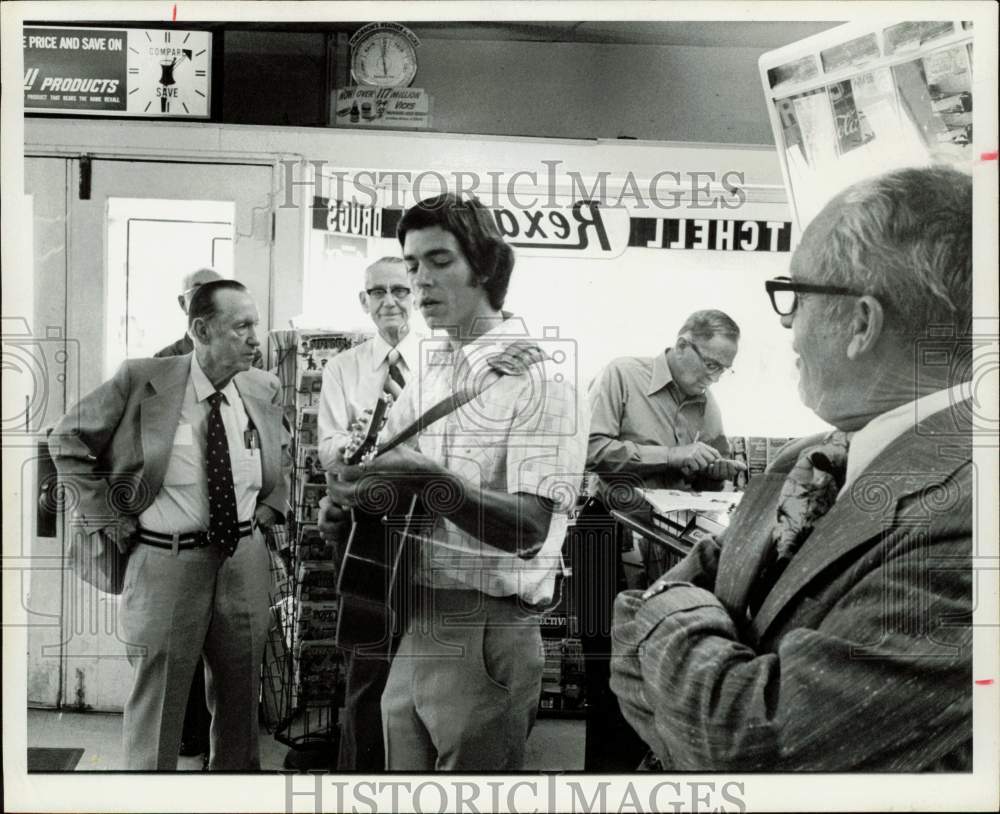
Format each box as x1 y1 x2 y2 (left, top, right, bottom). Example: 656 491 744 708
26 708 585 771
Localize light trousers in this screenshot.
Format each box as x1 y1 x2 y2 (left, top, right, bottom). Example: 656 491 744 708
381 589 544 771
119 530 272 770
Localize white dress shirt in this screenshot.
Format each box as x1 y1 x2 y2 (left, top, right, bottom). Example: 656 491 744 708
317 329 421 470
840 382 972 496
138 353 262 533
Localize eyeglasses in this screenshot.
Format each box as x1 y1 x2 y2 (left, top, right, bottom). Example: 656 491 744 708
366 286 412 300
686 340 734 378
765 276 866 317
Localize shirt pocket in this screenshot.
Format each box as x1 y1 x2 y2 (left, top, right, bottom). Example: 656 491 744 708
232 448 263 491
161 429 200 486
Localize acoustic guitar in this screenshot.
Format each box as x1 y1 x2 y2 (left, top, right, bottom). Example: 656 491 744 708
332 339 551 653
333 396 428 654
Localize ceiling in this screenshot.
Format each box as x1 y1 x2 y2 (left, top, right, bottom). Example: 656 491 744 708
49 19 843 50
405 21 843 48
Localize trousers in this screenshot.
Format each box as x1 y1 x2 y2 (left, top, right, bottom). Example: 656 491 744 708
119 529 272 770
337 649 392 770
381 589 544 771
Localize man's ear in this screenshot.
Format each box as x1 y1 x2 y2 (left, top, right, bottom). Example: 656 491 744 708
358 290 369 313
846 295 884 360
177 294 186 312
189 316 211 345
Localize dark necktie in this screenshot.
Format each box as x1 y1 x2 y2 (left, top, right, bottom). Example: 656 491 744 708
206 391 241 557
747 430 851 616
384 348 406 398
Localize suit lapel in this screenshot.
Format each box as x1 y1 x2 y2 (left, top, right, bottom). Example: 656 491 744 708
750 404 972 642
140 356 190 500
714 471 785 617
715 435 818 618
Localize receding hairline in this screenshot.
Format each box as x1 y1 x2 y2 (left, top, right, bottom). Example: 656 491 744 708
365 256 406 274
181 267 223 291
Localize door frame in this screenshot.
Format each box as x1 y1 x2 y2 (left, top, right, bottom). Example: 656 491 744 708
22 149 287 711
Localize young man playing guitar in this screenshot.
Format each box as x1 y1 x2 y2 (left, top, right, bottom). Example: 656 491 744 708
320 194 587 770
316 256 420 771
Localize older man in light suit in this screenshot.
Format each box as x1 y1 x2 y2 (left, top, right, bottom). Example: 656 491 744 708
611 166 975 771
52 280 289 770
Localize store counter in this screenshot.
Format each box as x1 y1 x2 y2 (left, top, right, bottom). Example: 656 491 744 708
611 489 740 587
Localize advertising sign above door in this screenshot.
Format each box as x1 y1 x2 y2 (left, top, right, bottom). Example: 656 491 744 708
23 26 212 118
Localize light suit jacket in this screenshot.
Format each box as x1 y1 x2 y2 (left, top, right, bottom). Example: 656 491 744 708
51 354 290 531
610 401 973 771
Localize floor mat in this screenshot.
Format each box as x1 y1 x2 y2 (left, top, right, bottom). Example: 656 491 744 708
27 747 85 772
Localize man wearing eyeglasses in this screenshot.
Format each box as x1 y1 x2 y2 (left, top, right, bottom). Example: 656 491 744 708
577 309 744 770
316 256 420 770
611 166 974 771
588 309 744 491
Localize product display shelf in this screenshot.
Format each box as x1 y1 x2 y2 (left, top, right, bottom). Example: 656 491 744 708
268 329 369 759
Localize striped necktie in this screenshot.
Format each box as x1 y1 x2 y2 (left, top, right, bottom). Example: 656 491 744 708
206 391 241 557
384 348 406 399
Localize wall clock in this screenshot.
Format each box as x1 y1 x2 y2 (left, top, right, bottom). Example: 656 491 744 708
349 23 420 87
127 29 212 116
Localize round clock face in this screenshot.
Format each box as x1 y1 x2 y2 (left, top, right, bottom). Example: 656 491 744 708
127 29 211 116
351 31 418 87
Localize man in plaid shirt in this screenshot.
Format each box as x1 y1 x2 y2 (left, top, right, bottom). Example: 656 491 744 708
321 194 587 770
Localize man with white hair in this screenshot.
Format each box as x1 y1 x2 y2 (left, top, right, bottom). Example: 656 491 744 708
611 166 975 770
316 256 420 771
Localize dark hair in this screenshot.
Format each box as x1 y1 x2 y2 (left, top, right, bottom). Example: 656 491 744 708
678 309 741 343
187 279 248 327
397 193 514 310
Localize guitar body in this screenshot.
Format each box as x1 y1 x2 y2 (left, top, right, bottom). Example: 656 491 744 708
335 495 431 654
331 345 549 653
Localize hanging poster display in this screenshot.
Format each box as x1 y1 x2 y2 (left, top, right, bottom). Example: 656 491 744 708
760 19 975 227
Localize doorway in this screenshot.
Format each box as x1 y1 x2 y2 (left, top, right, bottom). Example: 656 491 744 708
24 156 274 711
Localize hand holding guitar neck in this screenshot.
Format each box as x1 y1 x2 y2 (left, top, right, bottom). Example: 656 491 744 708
342 397 391 466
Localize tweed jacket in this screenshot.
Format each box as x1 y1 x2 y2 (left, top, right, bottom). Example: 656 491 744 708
610 401 973 771
51 353 290 531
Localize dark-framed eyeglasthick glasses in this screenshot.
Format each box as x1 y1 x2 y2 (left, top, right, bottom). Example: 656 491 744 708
765 276 866 316
366 285 412 300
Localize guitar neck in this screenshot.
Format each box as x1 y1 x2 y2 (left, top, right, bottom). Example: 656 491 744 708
346 395 390 465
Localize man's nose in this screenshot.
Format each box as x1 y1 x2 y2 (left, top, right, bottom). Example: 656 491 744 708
247 327 260 346
412 263 433 286
779 312 794 330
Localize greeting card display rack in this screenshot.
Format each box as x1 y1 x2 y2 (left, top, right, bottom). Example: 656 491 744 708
266 329 370 764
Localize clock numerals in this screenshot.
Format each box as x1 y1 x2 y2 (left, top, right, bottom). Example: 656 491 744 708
351 26 418 88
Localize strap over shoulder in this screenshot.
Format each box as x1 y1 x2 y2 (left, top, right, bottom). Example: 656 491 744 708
486 340 551 376
378 341 550 457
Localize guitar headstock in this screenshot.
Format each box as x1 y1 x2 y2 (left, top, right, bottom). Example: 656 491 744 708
343 395 392 465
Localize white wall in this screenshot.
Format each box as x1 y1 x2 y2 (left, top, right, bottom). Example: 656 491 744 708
24 119 828 437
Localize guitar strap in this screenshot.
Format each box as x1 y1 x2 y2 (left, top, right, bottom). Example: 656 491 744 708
375 339 550 458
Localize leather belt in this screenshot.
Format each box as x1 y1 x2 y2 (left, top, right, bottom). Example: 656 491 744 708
136 520 254 551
